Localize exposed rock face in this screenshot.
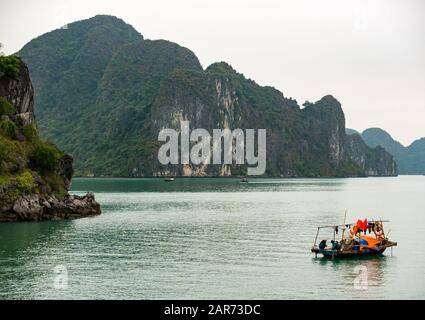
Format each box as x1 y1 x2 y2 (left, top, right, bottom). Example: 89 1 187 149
0 193 100 222
348 127 424 175
0 58 101 222
13 194 42 218
58 154 74 190
346 134 397 176
136 64 397 177
0 60 35 126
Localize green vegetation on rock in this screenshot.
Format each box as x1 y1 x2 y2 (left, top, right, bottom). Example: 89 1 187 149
0 134 18 173
29 141 63 174
0 97 16 116
16 170 37 193
1 55 101 222
22 124 37 142
0 119 17 137
0 57 66 205
0 55 20 79
0 130 65 208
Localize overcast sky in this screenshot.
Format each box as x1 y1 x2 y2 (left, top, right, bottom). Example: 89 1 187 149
1 0 424 145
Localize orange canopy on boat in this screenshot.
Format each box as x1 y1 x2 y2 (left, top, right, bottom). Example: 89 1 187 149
358 235 382 248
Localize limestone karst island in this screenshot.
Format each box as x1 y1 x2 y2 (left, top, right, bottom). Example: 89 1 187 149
0 56 100 222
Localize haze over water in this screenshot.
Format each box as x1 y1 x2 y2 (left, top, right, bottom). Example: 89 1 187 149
1 176 424 299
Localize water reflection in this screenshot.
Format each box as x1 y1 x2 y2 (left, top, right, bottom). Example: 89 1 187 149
314 255 388 299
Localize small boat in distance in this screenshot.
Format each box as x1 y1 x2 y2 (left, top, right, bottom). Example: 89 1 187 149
311 218 397 258
240 177 248 183
164 177 175 182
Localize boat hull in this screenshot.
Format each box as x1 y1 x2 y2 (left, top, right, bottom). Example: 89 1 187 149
317 248 386 258
311 241 397 259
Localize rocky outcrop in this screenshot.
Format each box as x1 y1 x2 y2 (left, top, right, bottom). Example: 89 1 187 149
0 60 35 126
0 57 101 222
0 193 100 222
58 154 74 190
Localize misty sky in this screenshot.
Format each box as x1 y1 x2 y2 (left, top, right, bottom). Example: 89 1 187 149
1 0 424 145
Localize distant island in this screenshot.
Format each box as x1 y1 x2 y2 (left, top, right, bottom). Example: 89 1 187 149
17 15 396 178
0 56 100 222
347 128 425 175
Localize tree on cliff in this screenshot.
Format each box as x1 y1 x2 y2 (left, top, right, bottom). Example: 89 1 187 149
0 55 20 79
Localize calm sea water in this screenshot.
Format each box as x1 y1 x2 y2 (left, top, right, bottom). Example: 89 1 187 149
1 176 424 299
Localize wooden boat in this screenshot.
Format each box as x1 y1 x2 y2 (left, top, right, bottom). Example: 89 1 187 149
311 219 397 258
164 177 175 182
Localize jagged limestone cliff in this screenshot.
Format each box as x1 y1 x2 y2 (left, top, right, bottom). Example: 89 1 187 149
348 127 424 175
0 57 101 222
136 63 396 177
346 134 397 176
18 15 397 178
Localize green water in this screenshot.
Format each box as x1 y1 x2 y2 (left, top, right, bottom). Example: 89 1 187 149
1 176 424 299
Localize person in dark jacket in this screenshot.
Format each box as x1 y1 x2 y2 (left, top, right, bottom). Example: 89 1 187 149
331 240 340 250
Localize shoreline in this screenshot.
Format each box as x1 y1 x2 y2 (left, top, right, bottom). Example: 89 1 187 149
71 175 416 180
